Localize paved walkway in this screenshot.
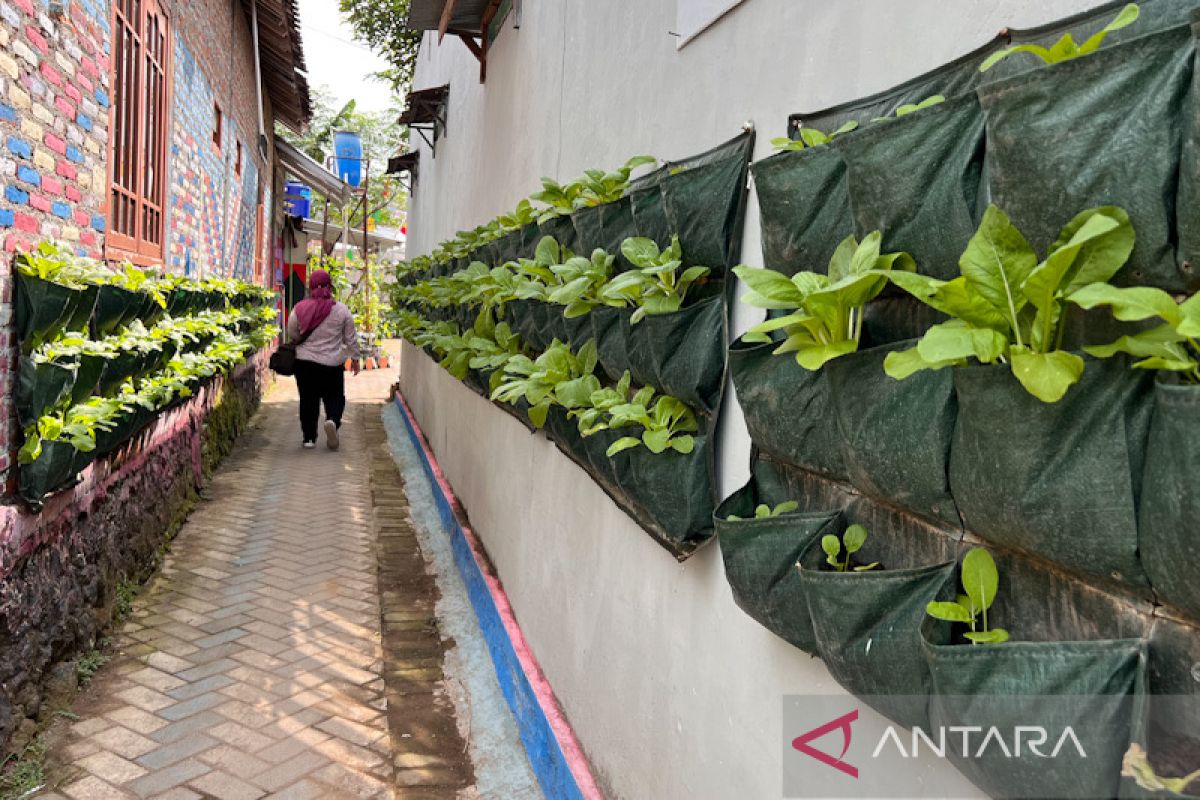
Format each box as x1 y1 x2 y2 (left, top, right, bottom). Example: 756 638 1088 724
37 362 474 800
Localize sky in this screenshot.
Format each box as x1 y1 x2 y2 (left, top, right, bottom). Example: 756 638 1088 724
294 0 396 115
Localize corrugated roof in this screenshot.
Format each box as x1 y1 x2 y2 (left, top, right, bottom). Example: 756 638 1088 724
246 0 312 132
407 0 493 35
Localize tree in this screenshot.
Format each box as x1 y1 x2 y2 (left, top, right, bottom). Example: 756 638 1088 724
338 0 423 94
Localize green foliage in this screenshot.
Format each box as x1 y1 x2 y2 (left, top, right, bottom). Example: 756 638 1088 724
546 249 619 318
0 735 46 798
1070 284 1200 382
726 500 799 521
613 235 711 323
76 649 109 686
873 95 945 122
734 232 915 369
980 3 1139 72
926 548 1010 644
770 120 858 151
883 205 1135 402
604 396 699 457
492 339 601 428
114 577 138 622
820 524 880 572
337 0 421 93
531 156 656 222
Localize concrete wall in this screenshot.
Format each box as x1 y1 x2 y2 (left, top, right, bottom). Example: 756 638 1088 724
399 1 1109 797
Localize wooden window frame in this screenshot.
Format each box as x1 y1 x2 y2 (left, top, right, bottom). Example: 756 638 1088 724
106 0 172 267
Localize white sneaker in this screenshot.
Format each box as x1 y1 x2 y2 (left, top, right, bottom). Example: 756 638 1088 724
324 420 340 451
303 441 316 449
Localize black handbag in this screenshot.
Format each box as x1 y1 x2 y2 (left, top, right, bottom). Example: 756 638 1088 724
268 327 312 376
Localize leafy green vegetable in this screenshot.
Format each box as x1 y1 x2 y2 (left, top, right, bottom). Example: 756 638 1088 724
612 235 711 323
531 156 655 222
491 339 601 428
926 547 1009 644
770 120 858 151
820 524 880 572
979 3 1139 72
872 95 946 122
604 395 699 457
1069 284 1200 382
726 500 799 522
883 204 1135 402
733 232 915 370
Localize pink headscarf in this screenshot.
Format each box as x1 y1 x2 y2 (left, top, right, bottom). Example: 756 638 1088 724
294 269 335 335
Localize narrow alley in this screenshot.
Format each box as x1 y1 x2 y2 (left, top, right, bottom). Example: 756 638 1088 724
33 365 485 800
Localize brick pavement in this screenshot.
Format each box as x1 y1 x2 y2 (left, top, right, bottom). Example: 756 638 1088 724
37 364 475 800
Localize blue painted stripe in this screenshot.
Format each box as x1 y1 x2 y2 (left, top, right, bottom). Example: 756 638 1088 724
392 394 588 800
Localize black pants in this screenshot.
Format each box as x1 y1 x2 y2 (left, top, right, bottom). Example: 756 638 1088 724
295 359 345 442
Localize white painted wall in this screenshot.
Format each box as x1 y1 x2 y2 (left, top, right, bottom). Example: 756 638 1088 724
399 1 1109 797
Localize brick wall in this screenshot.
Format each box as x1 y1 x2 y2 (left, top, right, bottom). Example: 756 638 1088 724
166 0 265 280
0 0 112 486
0 0 273 485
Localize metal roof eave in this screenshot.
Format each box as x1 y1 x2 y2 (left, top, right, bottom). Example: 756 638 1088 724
274 137 351 206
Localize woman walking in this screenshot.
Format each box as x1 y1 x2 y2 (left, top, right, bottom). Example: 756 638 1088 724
287 269 361 450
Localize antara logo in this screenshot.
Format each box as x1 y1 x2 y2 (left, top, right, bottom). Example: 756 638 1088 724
792 709 1088 779
792 710 859 779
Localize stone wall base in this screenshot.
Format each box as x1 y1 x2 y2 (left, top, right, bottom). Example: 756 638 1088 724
0 351 271 753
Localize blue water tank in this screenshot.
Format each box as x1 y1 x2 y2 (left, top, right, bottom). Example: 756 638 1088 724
283 181 311 218
333 131 364 187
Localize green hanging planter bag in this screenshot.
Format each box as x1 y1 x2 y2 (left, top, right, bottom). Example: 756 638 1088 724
15 356 77 429
14 273 75 352
628 180 673 249
798 512 957 729
660 135 752 274
924 635 1148 800
834 94 985 281
714 474 841 654
62 284 99 335
99 349 146 396
729 334 847 481
950 359 1152 590
980 24 1195 291
752 146 853 277
94 284 142 335
18 439 79 506
70 353 107 407
538 215 580 255
826 340 959 526
614 429 716 557
621 296 727 414
1138 379 1200 620
588 307 627 383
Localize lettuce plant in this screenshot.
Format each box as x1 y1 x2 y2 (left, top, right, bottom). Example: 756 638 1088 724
726 501 799 521
497 199 539 232
884 204 1134 402
531 155 655 222
770 121 858 151
821 524 879 572
733 232 915 369
604 395 698 456
1069 284 1200 383
569 370 655 435
926 548 1009 644
546 249 619 318
873 95 945 122
980 3 1139 72
610 235 711 323
491 339 600 428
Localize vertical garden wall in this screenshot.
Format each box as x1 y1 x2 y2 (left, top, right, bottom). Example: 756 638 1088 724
395 0 1200 797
